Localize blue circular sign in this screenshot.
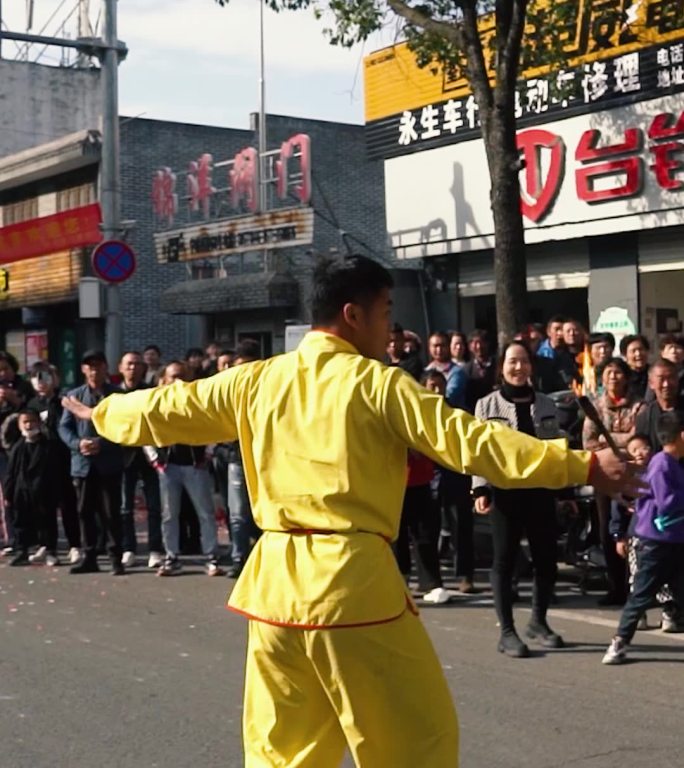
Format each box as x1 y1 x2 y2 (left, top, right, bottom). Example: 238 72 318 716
91 240 137 284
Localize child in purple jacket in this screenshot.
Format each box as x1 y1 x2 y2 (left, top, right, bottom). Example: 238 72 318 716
603 411 684 664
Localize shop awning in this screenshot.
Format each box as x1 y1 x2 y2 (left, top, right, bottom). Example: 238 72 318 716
0 129 101 192
160 272 299 315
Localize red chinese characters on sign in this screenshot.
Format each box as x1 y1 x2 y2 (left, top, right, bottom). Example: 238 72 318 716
0 203 102 265
275 134 312 204
518 110 684 223
575 127 643 203
187 154 216 218
517 130 566 223
152 133 312 224
230 148 259 213
648 112 684 191
152 168 178 226
230 149 259 213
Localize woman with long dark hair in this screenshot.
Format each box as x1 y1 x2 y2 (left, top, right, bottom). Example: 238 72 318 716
473 341 565 657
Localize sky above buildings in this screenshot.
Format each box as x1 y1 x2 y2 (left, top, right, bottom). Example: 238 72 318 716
2 0 396 130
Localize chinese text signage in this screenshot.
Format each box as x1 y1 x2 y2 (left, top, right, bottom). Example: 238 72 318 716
384 93 684 257
154 207 315 264
152 134 311 231
365 0 684 159
0 203 102 264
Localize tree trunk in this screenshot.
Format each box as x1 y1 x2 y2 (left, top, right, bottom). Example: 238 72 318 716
484 110 528 349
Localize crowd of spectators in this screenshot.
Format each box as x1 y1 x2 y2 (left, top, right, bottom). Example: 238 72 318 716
2 315 684 661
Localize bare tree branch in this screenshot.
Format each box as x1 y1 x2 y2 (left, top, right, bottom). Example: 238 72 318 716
386 0 463 46
460 1 494 113
497 0 528 101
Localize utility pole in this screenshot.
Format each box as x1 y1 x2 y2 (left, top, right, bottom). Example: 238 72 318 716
101 0 123 369
0 0 127 370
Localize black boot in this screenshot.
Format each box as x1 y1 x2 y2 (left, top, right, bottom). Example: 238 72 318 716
526 618 564 648
497 629 529 658
110 559 125 576
9 550 29 566
70 552 100 574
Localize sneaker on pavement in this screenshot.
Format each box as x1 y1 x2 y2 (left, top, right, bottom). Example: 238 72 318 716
458 577 476 594
206 559 225 577
122 551 136 568
637 614 648 631
227 562 243 579
9 550 29 567
147 551 164 569
70 556 100 574
602 636 628 665
661 613 684 633
2 546 16 557
68 547 83 565
157 556 182 577
45 553 60 567
111 561 126 576
29 546 48 564
423 587 451 604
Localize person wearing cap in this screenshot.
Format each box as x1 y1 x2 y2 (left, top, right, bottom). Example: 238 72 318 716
58 350 125 575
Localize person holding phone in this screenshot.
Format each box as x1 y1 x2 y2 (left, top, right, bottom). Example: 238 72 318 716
473 341 567 658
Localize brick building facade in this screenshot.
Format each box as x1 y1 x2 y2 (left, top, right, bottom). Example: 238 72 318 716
117 113 392 358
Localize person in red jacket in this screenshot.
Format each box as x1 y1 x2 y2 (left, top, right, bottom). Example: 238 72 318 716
393 370 450 604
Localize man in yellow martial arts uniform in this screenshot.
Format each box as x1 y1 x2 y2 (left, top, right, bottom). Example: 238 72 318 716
64 257 638 768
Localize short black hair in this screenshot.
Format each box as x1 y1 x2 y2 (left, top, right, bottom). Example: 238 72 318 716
656 411 684 447
650 358 677 375
421 370 447 388
218 348 236 358
391 322 404 335
627 433 652 448
600 356 631 379
120 350 143 362
0 351 19 373
144 344 161 355
236 338 261 361
468 328 489 344
659 334 684 351
18 407 41 419
547 315 567 327
588 332 615 348
185 347 204 359
311 255 393 326
620 334 650 356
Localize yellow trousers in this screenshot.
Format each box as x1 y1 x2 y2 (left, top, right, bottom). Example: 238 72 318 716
243 610 459 767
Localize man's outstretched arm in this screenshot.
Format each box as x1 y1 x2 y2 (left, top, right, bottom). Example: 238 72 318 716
383 369 642 499
63 372 239 447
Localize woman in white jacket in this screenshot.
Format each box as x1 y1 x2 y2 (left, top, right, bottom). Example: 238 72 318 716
474 341 565 658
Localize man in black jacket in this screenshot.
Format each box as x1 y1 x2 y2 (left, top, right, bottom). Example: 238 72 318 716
58 350 124 575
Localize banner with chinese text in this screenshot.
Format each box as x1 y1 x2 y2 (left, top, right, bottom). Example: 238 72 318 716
0 203 102 264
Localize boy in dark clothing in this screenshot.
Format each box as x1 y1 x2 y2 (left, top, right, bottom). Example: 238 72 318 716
603 413 684 664
4 410 62 566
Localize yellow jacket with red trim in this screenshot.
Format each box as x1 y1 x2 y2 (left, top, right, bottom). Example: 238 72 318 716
91 331 592 627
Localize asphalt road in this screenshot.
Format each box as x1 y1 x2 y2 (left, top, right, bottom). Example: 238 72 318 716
1 559 683 768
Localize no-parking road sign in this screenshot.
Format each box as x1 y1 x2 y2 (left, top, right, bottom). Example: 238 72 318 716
91 240 137 284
